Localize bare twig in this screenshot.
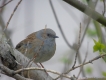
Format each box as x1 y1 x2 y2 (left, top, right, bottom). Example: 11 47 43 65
0 0 6 12
14 67 72 79
72 23 81 68
0 0 6 30
49 0 84 79
65 53 106 74
0 0 14 47
55 24 82 80
0 0 13 8
25 41 44 68
3 0 22 31
76 42 89 79
74 1 98 77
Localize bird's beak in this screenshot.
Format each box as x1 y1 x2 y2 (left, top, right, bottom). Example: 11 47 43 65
54 35 59 38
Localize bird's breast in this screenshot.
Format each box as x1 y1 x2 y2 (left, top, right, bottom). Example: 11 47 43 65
38 40 56 62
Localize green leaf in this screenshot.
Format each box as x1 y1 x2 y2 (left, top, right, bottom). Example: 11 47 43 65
93 39 105 52
93 39 106 62
102 71 106 77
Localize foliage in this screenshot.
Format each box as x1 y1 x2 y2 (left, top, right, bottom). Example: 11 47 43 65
87 28 97 37
102 71 106 77
85 66 92 74
93 39 106 62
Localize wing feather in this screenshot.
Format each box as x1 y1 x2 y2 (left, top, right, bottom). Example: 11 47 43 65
16 33 43 59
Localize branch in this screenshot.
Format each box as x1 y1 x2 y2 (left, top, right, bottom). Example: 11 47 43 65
72 23 81 68
0 63 32 80
63 0 106 26
76 42 89 79
65 53 106 74
4 0 22 31
14 67 72 79
0 0 13 8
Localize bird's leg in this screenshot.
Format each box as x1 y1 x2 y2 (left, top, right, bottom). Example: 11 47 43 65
39 63 48 75
35 63 41 67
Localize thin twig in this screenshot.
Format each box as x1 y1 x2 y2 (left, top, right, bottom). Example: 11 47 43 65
49 0 83 79
25 41 44 78
76 42 89 79
65 53 106 74
0 0 6 29
14 67 72 79
14 53 106 80
55 23 82 80
72 1 98 77
0 0 13 8
0 0 6 12
25 41 44 68
3 0 22 31
72 23 81 68
0 0 14 47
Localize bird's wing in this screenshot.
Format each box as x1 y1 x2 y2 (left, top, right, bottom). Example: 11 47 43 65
27 32 36 40
15 32 43 58
16 32 36 49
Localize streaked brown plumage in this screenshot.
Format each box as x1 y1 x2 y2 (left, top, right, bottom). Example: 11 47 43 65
16 28 58 63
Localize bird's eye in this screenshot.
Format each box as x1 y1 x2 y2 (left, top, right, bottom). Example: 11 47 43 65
47 34 50 37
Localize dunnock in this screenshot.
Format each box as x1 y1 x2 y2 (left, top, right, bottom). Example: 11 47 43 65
16 28 58 63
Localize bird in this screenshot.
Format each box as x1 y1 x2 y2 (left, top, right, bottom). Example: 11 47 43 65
16 28 58 63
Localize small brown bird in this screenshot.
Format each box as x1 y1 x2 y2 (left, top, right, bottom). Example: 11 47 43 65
16 28 58 63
